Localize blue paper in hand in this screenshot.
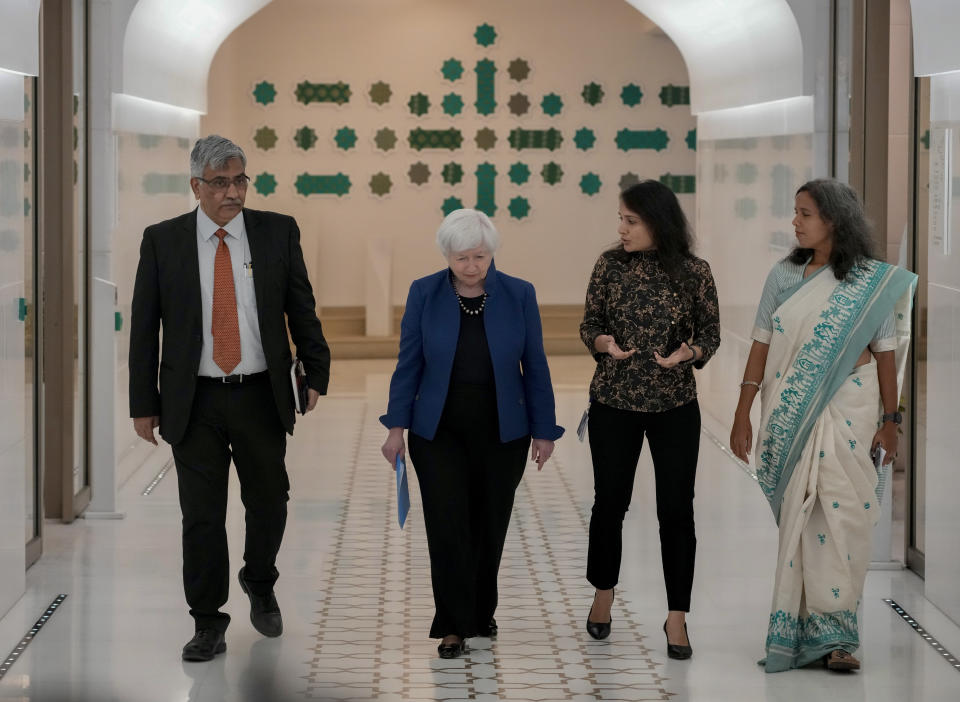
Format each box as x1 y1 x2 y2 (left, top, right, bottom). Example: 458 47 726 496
396 456 410 529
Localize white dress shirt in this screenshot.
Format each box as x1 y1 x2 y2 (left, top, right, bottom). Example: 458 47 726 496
196 206 268 377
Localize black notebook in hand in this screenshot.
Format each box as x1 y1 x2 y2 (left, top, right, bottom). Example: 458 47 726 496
290 358 308 414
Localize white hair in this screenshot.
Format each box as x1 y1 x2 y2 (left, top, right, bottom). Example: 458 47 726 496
190 135 246 178
435 209 500 257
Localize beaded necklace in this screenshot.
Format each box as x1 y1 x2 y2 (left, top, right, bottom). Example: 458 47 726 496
450 274 488 316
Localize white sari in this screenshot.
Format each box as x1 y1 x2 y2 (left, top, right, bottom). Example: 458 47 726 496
755 259 916 672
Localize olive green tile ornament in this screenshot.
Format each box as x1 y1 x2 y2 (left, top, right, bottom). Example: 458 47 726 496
508 93 530 116
294 126 318 151
408 92 430 117
474 23 497 47
508 162 530 185
295 173 351 197
475 60 497 116
253 172 277 196
369 172 392 197
442 196 464 216
686 129 697 151
574 128 596 151
138 134 161 149
541 162 563 185
620 83 643 107
253 81 277 106
441 59 464 82
509 128 563 151
659 84 690 107
408 162 430 185
508 196 530 219
442 162 464 185
582 82 604 106
579 172 602 196
475 128 497 151
408 128 463 151
374 128 398 151
735 163 758 185
541 93 563 117
442 93 464 117
142 173 190 195
615 127 668 152
475 162 497 217
369 81 392 106
659 173 695 194
771 165 794 217
735 197 757 219
295 81 351 106
507 58 530 83
254 127 278 151
920 129 930 150
619 172 640 190
334 127 358 150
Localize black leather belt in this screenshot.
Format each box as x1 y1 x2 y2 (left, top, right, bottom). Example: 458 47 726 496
199 370 269 384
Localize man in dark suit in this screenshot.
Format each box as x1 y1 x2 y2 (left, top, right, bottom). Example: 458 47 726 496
129 135 330 662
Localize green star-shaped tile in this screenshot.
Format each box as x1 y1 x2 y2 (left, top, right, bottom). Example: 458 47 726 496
374 128 397 151
334 127 358 150
541 162 563 185
582 82 604 106
24 198 31 217
408 93 430 116
441 59 464 82
369 172 392 197
619 172 640 191
620 83 643 107
474 23 497 47
475 128 497 151
253 81 277 106
442 93 464 116
442 196 464 216
686 128 697 150
24 129 30 149
579 172 602 196
442 162 464 185
253 172 277 196
508 162 530 185
541 93 563 117
508 93 530 116
294 126 317 151
408 162 430 185
369 81 392 106
508 58 530 82
253 126 278 151
508 196 530 219
574 128 596 151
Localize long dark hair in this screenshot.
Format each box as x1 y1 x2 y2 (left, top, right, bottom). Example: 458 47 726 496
616 180 695 282
788 178 877 280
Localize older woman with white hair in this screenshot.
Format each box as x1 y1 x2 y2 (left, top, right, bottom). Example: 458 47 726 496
380 208 564 659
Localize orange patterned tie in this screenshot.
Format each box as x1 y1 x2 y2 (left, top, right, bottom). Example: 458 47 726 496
212 229 241 374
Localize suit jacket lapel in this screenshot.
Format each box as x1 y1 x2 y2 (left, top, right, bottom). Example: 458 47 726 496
243 209 271 335
179 209 202 333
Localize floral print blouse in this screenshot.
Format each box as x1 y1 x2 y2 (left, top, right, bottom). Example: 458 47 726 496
580 248 721 413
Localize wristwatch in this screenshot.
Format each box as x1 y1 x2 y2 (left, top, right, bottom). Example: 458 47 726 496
881 412 903 425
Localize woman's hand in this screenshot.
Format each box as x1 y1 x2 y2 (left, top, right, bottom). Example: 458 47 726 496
594 334 636 360
530 439 554 471
871 422 898 466
730 413 753 463
654 342 695 369
381 427 406 467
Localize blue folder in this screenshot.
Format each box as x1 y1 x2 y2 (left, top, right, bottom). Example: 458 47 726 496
396 456 410 529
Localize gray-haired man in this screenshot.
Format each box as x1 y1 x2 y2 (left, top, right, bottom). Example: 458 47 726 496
129 135 330 661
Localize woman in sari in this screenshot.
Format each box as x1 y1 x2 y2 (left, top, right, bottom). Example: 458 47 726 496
730 179 917 673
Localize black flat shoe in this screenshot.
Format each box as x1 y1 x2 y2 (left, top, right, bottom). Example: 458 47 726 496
586 589 613 640
482 618 498 639
664 621 693 660
182 629 226 662
238 567 283 637
437 638 466 659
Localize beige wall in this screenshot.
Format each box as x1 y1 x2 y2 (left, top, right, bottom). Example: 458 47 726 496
203 0 696 308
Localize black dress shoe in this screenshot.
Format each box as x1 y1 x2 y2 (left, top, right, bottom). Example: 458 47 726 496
664 621 693 660
182 629 226 662
437 638 466 659
481 618 498 638
238 567 283 637
586 589 613 640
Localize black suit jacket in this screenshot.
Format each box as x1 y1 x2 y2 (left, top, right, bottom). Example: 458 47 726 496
128 207 330 445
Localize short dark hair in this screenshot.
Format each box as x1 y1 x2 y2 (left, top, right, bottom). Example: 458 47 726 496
617 180 695 282
788 178 877 280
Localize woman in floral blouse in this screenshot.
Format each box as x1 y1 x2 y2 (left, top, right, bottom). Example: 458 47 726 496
580 181 720 659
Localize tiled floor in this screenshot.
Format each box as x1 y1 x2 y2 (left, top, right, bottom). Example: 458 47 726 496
0 357 958 701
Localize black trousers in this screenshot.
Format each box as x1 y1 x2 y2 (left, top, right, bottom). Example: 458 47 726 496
171 373 289 632
586 399 700 612
408 384 530 639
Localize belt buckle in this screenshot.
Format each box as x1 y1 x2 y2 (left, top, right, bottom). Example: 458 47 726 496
221 374 242 384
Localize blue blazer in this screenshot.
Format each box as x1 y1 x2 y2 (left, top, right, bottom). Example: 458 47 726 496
380 262 564 442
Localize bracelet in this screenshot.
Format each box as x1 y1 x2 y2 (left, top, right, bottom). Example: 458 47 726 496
679 346 699 366
740 380 761 390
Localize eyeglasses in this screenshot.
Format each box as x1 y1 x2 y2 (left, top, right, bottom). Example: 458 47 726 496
197 174 250 192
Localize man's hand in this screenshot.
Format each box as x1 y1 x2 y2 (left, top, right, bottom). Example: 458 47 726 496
305 388 320 413
133 416 160 445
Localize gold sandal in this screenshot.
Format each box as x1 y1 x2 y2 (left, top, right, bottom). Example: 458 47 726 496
825 649 860 671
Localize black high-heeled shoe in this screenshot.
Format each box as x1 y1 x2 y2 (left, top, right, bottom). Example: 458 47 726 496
586 589 613 640
664 621 693 660
437 637 466 659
